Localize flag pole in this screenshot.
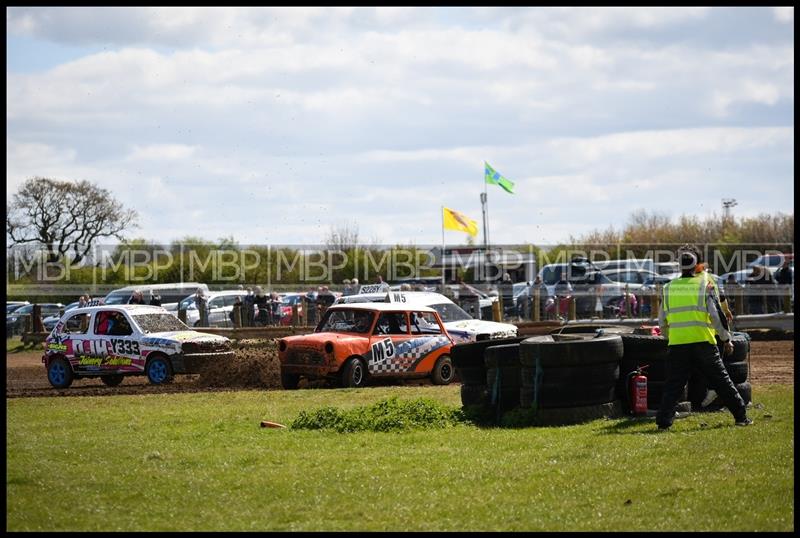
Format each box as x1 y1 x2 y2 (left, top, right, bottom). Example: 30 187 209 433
481 166 489 283
441 206 446 291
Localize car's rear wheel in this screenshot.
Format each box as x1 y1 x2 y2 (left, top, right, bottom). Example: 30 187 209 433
47 357 74 389
101 374 124 387
146 355 174 385
431 355 454 385
341 357 367 388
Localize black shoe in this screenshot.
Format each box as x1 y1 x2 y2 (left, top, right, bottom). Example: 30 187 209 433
657 424 671 431
735 417 753 426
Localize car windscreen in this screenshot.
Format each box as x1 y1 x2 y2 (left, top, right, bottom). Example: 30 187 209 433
541 266 562 285
9 304 34 315
318 309 375 333
133 313 190 333
103 292 130 305
428 302 472 322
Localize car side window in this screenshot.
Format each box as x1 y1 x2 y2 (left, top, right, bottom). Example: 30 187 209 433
374 312 408 335
94 311 133 336
209 297 225 309
64 313 90 334
409 312 441 335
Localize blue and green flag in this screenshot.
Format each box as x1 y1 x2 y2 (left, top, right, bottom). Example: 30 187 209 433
484 162 515 194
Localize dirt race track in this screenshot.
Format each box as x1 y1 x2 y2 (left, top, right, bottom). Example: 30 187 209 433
5 339 794 399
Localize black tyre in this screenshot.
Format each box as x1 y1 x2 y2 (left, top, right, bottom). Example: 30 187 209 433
620 333 669 359
431 355 454 385
486 367 522 411
281 372 300 390
520 334 624 368
718 333 749 363
146 355 174 385
484 344 521 369
723 360 749 385
456 366 487 385
524 380 617 409
340 357 368 388
47 357 74 389
460 384 489 407
101 374 124 387
451 337 525 384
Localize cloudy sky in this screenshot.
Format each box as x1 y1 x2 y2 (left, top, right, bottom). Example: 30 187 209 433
6 6 795 247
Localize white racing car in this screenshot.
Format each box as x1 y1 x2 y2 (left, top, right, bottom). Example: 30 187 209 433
43 304 234 388
333 289 517 343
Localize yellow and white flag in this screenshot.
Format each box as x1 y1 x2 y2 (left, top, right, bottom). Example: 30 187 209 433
442 207 479 237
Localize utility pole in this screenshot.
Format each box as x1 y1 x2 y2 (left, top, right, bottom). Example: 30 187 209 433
722 198 737 220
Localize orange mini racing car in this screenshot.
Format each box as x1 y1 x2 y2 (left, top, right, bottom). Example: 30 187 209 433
278 303 455 388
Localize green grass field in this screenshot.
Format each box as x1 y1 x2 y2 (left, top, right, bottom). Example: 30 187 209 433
6 384 794 531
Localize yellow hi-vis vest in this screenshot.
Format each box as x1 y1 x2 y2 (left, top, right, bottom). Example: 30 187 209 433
662 273 717 345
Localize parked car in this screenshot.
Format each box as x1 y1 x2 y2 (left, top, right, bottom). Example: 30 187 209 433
538 261 627 316
334 290 517 343
174 290 248 327
593 258 656 273
42 304 234 388
7 301 30 314
601 268 662 291
43 302 80 332
278 293 306 325
102 282 209 306
747 253 793 274
7 303 64 337
654 262 680 276
278 303 455 389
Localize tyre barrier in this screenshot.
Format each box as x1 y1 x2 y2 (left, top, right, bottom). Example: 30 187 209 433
457 331 704 426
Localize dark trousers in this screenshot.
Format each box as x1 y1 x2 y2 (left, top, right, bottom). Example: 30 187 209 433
656 341 747 428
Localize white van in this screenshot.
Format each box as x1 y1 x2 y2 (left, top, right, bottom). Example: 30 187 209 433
334 290 517 343
102 283 209 308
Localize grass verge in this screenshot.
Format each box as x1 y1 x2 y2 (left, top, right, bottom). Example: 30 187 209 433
6 384 793 531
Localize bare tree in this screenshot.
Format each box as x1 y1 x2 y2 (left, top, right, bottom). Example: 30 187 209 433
324 221 361 251
7 177 138 266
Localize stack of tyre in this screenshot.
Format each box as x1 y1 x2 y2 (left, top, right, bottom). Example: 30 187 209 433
617 334 685 412
688 332 752 411
453 334 625 425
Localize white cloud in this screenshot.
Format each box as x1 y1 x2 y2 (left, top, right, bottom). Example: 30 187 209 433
773 7 793 23
127 144 197 161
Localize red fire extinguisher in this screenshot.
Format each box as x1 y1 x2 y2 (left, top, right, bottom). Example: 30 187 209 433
627 365 649 416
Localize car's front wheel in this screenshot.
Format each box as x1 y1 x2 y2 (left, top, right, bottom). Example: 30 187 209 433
47 357 74 389
146 355 174 385
340 357 367 388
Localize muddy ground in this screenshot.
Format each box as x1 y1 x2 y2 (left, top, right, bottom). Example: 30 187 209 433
5 339 794 399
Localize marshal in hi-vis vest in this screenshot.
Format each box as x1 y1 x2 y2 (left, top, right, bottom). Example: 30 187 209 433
662 273 717 345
